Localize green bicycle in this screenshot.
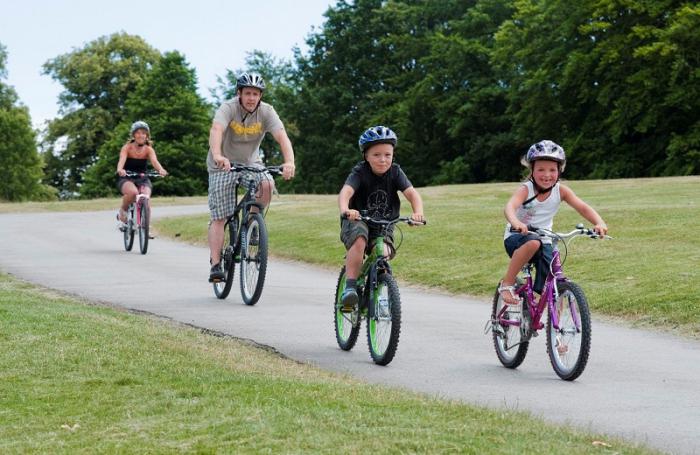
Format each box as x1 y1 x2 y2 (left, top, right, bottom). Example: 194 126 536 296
333 215 426 365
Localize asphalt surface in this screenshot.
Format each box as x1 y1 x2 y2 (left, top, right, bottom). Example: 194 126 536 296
1 206 698 454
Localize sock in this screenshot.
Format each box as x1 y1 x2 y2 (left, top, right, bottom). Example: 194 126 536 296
346 278 357 289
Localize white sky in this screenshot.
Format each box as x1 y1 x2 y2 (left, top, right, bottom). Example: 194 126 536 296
1 0 335 128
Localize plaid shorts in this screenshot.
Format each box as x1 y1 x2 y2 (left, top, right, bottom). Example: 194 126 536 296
208 169 273 220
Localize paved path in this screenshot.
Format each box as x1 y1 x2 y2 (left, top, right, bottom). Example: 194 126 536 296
1 206 698 454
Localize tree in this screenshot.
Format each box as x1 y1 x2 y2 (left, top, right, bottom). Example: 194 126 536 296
0 43 55 201
41 33 160 197
81 51 212 197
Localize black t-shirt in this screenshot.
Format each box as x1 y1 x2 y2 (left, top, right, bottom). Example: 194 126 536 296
344 161 412 220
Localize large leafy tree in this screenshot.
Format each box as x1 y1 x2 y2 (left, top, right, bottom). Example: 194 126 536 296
0 43 55 201
41 33 160 197
82 51 212 197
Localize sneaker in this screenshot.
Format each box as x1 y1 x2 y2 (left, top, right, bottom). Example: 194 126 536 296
116 212 127 232
340 287 358 313
249 225 259 246
208 263 225 282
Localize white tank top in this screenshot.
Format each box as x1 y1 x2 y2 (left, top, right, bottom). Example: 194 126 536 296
504 181 561 244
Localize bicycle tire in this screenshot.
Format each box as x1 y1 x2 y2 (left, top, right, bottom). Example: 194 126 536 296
123 206 135 251
239 212 268 305
213 216 237 299
367 273 401 366
491 284 529 369
138 199 149 254
334 267 361 351
547 281 591 381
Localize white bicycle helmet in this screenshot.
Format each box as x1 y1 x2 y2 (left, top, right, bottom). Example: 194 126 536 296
236 73 266 92
523 140 566 172
130 120 150 137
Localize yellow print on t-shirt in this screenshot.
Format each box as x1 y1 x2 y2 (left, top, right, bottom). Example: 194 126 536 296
229 121 263 136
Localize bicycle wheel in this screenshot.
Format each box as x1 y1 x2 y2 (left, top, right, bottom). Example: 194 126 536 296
239 212 268 305
367 273 401 366
334 267 361 351
213 216 237 299
138 199 149 254
547 281 591 381
491 284 529 369
123 206 135 251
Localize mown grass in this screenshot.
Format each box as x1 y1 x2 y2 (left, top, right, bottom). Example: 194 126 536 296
155 176 700 336
0 196 207 213
0 274 653 453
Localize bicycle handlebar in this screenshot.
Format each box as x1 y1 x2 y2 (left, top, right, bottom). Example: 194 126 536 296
229 164 283 176
512 224 612 240
343 213 427 227
122 171 164 178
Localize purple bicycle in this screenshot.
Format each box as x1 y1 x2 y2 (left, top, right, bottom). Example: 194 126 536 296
486 224 611 381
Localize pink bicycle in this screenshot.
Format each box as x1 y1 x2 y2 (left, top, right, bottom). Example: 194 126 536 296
121 171 161 254
486 224 611 381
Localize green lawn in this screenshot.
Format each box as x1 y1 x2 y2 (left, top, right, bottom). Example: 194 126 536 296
155 176 700 336
0 274 653 453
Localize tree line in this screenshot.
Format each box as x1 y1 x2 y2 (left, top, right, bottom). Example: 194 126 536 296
1 0 697 201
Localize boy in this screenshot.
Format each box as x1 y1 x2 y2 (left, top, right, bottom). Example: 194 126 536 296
338 126 425 311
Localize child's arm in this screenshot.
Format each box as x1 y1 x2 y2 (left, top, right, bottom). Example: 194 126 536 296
504 185 529 233
116 145 128 177
338 184 360 220
147 147 168 176
560 185 607 235
402 187 425 223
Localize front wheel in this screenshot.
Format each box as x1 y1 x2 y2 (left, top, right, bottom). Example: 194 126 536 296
334 267 361 351
367 273 401 366
138 199 150 254
123 205 135 251
547 281 591 381
213 216 238 299
491 284 529 369
239 213 268 305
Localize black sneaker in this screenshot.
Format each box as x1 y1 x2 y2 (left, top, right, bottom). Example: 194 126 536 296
209 263 225 282
340 287 359 313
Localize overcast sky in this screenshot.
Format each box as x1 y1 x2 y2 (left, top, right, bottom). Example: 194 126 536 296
1 0 335 128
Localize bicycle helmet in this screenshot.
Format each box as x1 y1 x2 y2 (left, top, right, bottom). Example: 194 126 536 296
523 140 566 172
358 125 398 152
130 120 150 137
236 72 266 92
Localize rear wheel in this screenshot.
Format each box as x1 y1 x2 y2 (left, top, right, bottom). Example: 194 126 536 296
138 199 150 254
367 273 401 366
240 213 268 305
123 205 135 251
491 284 529 369
334 267 360 351
547 281 591 381
213 216 237 299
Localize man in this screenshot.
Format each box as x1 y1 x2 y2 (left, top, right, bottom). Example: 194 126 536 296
207 72 295 281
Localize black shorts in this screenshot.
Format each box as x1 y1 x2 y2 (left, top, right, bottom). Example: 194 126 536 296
504 233 553 293
117 176 152 193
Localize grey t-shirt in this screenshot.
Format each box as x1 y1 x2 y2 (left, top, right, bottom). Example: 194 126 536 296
206 97 284 172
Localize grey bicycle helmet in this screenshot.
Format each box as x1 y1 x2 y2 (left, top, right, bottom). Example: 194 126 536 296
236 72 266 92
358 125 398 152
523 140 566 172
130 120 150 137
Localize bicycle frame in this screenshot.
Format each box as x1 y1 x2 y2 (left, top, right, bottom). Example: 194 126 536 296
357 233 392 318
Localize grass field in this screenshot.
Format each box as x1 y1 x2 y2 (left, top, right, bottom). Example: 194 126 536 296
154 176 700 337
0 274 654 453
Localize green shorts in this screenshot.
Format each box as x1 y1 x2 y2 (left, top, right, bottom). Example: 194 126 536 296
340 218 395 255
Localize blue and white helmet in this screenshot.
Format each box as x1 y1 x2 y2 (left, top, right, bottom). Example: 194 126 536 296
524 140 566 172
130 120 150 137
358 125 398 152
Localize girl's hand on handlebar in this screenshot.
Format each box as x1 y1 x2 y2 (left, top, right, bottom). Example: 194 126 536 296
281 162 295 180
158 168 168 177
117 169 126 177
511 221 529 234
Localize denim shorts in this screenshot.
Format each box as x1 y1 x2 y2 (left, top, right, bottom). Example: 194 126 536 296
504 233 553 293
340 218 395 255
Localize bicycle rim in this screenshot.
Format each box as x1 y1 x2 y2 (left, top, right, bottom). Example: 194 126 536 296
138 200 149 254
334 268 360 351
123 208 135 251
491 287 529 368
213 218 236 299
547 281 591 380
240 213 267 305
367 274 401 365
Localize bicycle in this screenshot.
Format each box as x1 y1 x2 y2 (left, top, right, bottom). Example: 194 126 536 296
486 223 611 381
120 171 162 254
211 165 283 304
333 215 426 366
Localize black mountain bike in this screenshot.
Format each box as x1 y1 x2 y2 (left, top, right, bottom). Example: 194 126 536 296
211 165 282 304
